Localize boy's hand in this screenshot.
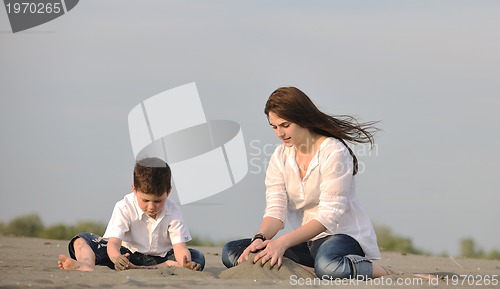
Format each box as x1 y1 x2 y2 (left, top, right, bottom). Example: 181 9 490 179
114 253 132 271
182 255 202 271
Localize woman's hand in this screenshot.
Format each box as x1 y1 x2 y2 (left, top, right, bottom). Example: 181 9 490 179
237 239 265 264
253 238 287 268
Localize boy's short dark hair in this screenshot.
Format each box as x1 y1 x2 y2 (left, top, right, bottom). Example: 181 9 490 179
133 157 172 196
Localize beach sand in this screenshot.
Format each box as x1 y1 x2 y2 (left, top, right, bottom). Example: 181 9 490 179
0 235 499 288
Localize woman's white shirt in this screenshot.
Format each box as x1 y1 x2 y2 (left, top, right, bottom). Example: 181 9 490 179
264 137 381 260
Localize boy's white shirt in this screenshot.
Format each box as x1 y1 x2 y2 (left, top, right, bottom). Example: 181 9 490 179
103 192 191 257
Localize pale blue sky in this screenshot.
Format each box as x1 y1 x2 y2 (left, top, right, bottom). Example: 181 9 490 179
1 0 499 255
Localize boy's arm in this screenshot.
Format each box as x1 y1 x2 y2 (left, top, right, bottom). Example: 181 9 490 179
106 237 131 271
167 202 200 270
173 242 201 271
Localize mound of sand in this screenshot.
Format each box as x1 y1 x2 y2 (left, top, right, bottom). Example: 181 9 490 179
1 236 499 289
219 253 315 280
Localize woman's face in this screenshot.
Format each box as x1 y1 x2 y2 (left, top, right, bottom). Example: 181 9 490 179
268 112 309 147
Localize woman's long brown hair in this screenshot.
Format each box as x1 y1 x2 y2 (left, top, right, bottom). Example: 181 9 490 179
264 86 379 175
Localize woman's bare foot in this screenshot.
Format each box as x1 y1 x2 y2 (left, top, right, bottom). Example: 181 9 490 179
413 273 439 280
58 254 94 271
299 264 315 273
372 263 397 278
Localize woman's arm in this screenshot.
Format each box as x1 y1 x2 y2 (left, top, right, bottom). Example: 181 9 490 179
239 146 289 264
276 219 326 249
254 140 354 268
253 219 326 268
257 216 283 240
237 216 283 263
314 142 353 233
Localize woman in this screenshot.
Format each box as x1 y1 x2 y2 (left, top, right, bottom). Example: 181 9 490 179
222 86 392 280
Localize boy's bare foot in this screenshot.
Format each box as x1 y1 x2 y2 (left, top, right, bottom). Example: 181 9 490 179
414 273 439 280
58 254 94 271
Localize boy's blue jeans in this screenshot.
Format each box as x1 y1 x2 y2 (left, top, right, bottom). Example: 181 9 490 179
69 232 205 270
221 234 372 280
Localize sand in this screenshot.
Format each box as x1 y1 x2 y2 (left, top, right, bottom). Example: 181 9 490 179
0 236 499 288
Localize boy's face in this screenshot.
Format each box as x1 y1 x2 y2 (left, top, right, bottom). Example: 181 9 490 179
132 185 168 219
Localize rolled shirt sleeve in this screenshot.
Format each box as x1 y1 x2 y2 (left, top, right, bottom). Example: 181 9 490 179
314 144 354 232
263 146 288 226
167 202 192 245
261 138 381 259
103 201 132 241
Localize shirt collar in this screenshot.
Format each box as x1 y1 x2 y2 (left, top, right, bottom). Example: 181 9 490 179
133 194 166 221
286 138 329 176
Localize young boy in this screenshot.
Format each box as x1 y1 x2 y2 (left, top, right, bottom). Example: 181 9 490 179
57 157 205 271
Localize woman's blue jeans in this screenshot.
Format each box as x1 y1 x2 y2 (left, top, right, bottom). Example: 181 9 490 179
221 234 372 280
